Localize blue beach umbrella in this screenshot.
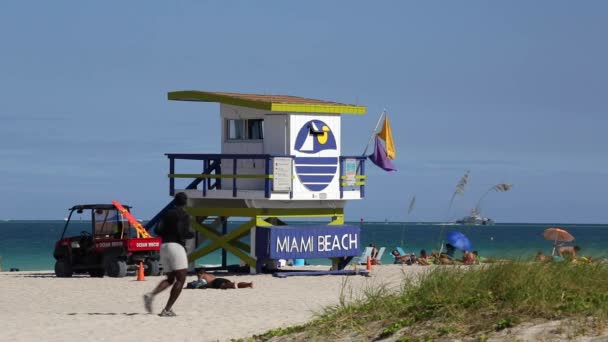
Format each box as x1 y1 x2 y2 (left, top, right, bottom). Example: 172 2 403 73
446 231 472 251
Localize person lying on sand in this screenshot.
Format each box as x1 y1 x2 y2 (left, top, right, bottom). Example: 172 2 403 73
193 268 253 290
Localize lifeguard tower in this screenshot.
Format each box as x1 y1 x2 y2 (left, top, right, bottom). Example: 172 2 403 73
145 91 368 273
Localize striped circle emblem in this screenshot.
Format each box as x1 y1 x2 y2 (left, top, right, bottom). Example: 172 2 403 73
294 157 338 191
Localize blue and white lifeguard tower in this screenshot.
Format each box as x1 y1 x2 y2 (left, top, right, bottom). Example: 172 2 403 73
145 91 368 273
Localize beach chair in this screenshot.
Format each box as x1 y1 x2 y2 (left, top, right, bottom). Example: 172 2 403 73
396 247 406 256
375 247 386 264
355 246 373 264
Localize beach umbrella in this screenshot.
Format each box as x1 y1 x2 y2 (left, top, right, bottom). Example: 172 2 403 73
446 231 472 251
543 227 575 256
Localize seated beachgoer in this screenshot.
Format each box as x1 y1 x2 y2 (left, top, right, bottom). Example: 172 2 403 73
462 251 476 265
391 250 414 265
535 251 550 262
471 251 483 264
415 249 430 265
195 268 253 290
431 252 454 265
370 243 379 260
445 243 456 259
557 245 581 259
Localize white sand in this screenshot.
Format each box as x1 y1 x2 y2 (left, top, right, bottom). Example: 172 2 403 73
0 265 424 342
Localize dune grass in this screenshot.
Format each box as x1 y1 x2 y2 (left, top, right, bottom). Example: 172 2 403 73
252 262 608 341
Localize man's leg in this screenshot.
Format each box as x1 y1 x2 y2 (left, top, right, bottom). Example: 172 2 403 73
163 269 187 311
144 272 175 313
237 282 253 289
152 272 176 295
218 279 237 289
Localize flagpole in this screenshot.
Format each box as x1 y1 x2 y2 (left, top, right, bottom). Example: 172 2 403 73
361 110 386 156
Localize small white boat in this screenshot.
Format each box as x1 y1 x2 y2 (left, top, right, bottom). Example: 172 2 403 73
455 209 495 225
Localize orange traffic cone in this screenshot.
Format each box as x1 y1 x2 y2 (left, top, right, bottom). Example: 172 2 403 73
366 256 372 271
137 261 145 281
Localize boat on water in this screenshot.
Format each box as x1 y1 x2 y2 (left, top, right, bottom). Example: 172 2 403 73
455 209 495 225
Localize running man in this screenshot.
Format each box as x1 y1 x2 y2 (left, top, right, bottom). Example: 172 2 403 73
143 192 193 317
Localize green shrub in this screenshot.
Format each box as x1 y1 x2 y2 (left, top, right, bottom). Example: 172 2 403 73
253 262 608 340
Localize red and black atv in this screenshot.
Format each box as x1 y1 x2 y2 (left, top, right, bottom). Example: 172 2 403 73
53 203 162 278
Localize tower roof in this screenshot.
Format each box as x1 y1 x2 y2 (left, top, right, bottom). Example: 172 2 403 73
168 90 366 115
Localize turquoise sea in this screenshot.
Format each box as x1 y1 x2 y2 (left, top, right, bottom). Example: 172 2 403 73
0 221 606 271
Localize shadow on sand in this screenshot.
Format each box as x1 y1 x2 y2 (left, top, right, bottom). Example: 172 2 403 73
67 312 145 316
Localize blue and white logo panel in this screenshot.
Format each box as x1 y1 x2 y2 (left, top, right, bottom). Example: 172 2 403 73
293 119 338 192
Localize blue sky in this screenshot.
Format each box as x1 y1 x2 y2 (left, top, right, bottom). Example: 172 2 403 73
1 1 606 223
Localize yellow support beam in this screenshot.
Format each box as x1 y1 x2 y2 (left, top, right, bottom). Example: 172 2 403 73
191 222 250 252
188 219 256 267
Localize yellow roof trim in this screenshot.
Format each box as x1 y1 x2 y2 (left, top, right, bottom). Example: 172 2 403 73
168 91 366 115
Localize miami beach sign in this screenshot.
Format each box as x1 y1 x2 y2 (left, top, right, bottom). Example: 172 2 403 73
255 225 360 260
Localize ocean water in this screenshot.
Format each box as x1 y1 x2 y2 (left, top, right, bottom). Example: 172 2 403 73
0 221 606 271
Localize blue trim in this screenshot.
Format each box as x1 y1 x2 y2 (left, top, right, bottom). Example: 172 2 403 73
232 158 237 197
360 159 365 198
294 157 338 165
169 158 175 196
166 153 293 160
164 154 365 200
294 157 338 164
339 158 344 199
295 166 337 174
265 158 271 198
299 175 334 183
306 184 329 191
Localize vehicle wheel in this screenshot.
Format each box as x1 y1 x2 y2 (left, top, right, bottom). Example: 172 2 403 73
55 260 73 278
144 259 160 276
105 259 127 278
89 268 105 277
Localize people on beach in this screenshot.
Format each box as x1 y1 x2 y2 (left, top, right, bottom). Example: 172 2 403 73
535 251 550 262
557 245 581 259
144 192 194 317
369 243 379 260
391 249 431 266
445 243 456 259
536 249 591 264
472 251 483 264
193 268 253 289
417 249 432 265
391 249 412 264
369 243 382 264
462 251 476 265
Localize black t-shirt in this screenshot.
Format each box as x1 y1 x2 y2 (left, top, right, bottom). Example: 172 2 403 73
154 206 193 246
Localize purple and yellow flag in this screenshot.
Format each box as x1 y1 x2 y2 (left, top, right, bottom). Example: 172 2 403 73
369 136 396 172
378 115 395 160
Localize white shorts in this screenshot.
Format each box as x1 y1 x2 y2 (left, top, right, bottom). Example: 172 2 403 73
160 242 188 273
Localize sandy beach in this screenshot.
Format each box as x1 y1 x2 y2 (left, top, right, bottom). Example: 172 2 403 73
0 265 419 342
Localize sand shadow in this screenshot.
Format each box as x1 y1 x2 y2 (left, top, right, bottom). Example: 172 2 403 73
67 312 143 316
8 273 89 278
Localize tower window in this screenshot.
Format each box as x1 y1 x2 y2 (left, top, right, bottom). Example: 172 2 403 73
226 119 264 140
